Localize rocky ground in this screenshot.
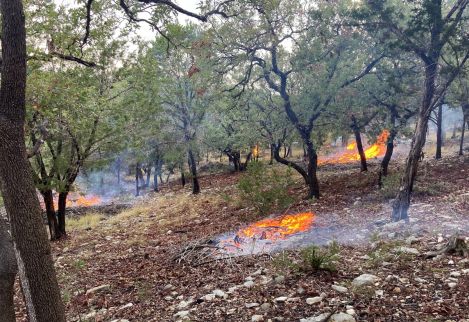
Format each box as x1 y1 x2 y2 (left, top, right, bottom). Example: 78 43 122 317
13 155 469 321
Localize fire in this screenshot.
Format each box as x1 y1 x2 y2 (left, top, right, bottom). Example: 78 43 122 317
39 192 102 210
70 194 101 207
319 130 389 165
236 212 315 241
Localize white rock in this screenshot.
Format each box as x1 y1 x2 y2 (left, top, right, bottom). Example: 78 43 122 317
260 303 271 311
173 311 190 319
164 296 173 301
202 294 215 302
346 309 356 316
450 272 461 278
352 274 380 287
212 289 226 298
448 260 455 265
86 284 110 295
252 314 264 321
329 312 356 322
375 290 384 297
332 285 348 293
274 296 288 302
118 303 133 310
245 276 254 281
177 299 194 309
300 313 331 322
245 303 260 308
306 296 323 305
244 280 256 288
448 282 457 288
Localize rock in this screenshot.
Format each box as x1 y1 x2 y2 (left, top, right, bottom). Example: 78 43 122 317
173 311 190 319
163 284 174 291
274 296 288 302
393 287 401 293
245 303 260 308
84 311 97 319
86 284 111 295
244 280 255 288
252 269 263 276
245 276 254 281
329 313 356 322
260 302 271 311
300 313 331 322
286 297 300 302
118 303 133 310
306 296 323 305
358 255 371 260
274 275 285 284
332 285 348 293
375 290 384 297
448 282 457 288
177 299 194 309
202 294 215 302
164 296 173 301
448 260 455 265
212 289 226 298
450 271 461 278
252 315 264 321
226 308 236 315
352 274 380 287
394 246 420 255
297 287 305 294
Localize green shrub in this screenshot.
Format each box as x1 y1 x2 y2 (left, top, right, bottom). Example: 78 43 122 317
298 241 340 272
237 161 294 215
379 173 401 199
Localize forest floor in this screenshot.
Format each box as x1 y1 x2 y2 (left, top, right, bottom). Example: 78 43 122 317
14 154 469 322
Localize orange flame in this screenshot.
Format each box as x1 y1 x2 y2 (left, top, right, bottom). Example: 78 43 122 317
319 130 389 165
236 212 315 241
39 192 102 210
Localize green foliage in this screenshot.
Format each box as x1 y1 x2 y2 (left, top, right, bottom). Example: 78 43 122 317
297 241 340 272
379 173 401 199
237 162 294 215
272 241 340 274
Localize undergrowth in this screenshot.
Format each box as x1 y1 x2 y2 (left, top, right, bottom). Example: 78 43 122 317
237 161 294 216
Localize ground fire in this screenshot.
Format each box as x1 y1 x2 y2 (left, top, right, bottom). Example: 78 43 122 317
218 212 316 254
39 192 102 210
319 130 390 165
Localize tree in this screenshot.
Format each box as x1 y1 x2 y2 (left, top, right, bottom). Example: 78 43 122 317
362 0 469 221
0 209 16 322
213 0 382 198
0 0 66 319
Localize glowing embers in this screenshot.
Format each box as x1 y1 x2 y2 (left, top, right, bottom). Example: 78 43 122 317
220 212 315 255
319 130 390 165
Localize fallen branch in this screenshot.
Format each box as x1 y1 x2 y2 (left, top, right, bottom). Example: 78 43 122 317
425 235 468 258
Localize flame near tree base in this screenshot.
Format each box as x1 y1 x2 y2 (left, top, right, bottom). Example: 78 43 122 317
318 130 390 165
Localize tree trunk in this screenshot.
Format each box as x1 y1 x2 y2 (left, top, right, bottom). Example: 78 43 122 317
42 189 60 240
135 163 140 196
436 102 443 159
188 149 200 194
269 145 274 165
305 139 320 199
57 191 67 237
181 171 186 187
0 0 66 319
0 211 17 322
351 116 367 172
145 167 151 187
381 130 395 177
392 62 437 222
460 115 466 156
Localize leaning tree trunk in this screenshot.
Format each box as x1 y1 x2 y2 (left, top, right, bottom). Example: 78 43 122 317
42 189 60 240
351 116 367 172
392 62 436 222
381 115 397 177
0 210 17 322
435 102 443 159
0 0 66 319
188 149 200 194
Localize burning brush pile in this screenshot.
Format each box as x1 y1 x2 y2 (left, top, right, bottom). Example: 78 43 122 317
175 212 319 265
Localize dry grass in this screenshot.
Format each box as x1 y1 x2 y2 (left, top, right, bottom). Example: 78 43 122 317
67 213 105 231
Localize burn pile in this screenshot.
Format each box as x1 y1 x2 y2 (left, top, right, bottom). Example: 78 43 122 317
218 212 316 256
